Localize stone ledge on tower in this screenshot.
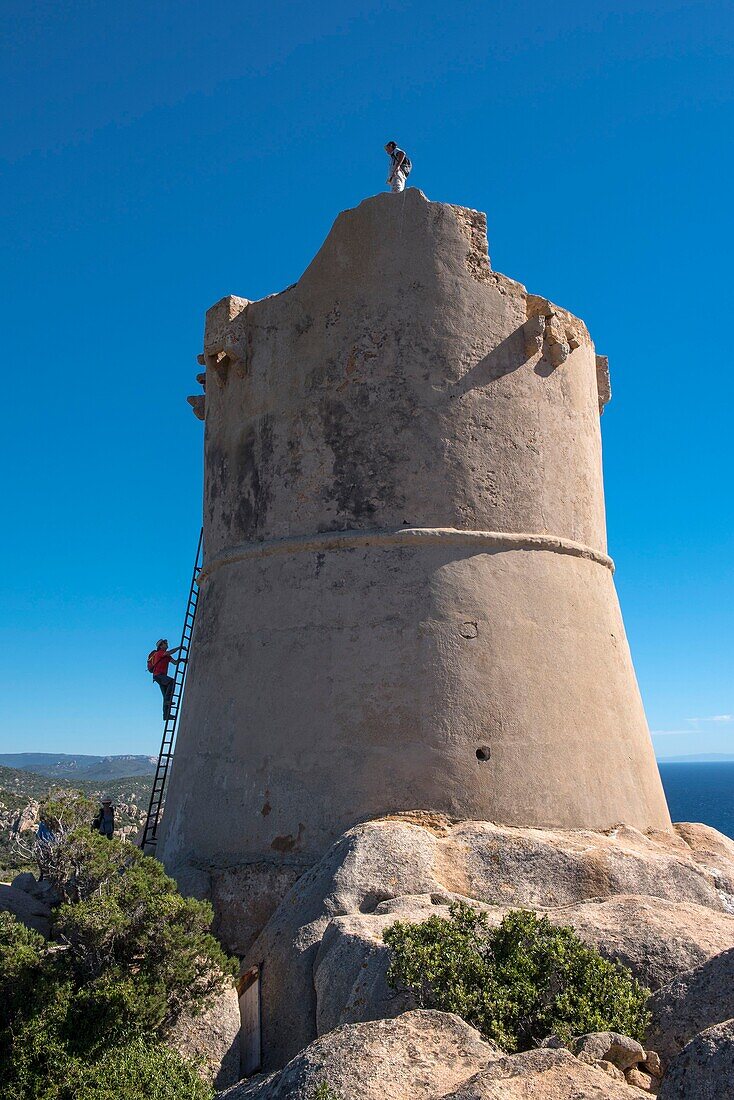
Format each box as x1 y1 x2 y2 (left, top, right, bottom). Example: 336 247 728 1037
202 294 250 387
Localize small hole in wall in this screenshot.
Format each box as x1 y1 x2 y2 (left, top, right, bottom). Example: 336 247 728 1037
476 746 490 762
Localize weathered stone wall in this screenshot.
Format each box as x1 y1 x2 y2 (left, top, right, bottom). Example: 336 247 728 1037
159 190 670 917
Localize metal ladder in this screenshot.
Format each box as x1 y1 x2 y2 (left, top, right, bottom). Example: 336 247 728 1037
141 528 203 853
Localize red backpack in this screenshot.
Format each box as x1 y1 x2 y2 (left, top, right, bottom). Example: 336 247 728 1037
147 650 158 674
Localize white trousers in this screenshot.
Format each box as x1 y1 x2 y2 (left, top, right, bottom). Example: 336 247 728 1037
390 170 406 193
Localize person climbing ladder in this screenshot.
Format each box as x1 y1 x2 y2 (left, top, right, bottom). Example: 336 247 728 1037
147 638 184 720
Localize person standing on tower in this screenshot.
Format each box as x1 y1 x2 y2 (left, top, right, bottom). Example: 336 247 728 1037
147 638 183 721
385 141 411 193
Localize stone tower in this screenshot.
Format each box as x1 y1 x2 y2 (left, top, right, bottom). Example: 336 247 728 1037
159 190 671 940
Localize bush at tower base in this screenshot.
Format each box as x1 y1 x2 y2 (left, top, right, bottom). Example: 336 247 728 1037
384 902 651 1053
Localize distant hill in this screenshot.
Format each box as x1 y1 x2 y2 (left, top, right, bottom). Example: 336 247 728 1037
658 754 734 763
0 753 156 780
0 765 59 801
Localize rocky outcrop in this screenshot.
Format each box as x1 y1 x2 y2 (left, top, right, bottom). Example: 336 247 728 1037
313 889 734 1036
314 896 446 1034
11 871 59 906
570 1032 645 1071
243 817 455 1069
219 1010 501 1100
443 1048 640 1098
541 1033 662 1092
12 798 40 834
452 820 734 912
217 1013 666 1099
0 881 51 936
549 894 734 990
165 982 241 1089
658 1020 734 1099
672 822 734 905
646 948 734 1066
624 1066 658 1092
242 815 734 1069
218 1024 648 1100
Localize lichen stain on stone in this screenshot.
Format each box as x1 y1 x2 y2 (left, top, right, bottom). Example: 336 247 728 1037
271 823 306 853
321 388 408 525
205 439 234 539
205 440 227 502
321 394 380 521
234 414 274 539
345 348 358 377
194 574 224 650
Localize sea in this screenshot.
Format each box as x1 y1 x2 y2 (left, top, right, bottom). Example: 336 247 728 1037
658 762 734 840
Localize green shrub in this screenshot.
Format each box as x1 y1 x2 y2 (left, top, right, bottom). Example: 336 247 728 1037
309 1084 342 1100
384 902 651 1052
68 1037 214 1100
42 790 98 837
48 829 236 1029
0 913 49 1029
0 916 76 1100
0 828 236 1099
5 1033 213 1100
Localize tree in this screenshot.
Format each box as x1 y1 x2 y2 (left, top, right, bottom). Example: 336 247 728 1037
46 828 236 1031
9 789 96 876
0 823 237 1100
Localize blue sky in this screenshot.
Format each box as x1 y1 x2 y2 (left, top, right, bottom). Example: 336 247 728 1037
1 0 732 760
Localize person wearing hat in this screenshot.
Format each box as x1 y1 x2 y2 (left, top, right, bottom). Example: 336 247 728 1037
146 638 184 721
92 796 115 839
